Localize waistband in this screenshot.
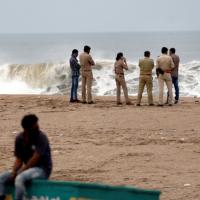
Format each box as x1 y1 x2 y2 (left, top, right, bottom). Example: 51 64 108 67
116 73 124 75
140 74 152 76
165 70 172 73
82 70 92 72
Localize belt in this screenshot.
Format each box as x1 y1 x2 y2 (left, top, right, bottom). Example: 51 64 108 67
140 74 152 76
82 70 91 72
116 73 124 75
165 70 171 73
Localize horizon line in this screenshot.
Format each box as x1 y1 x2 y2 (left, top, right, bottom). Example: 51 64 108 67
0 30 200 34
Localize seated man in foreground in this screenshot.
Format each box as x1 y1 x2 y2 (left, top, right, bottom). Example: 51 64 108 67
0 114 52 200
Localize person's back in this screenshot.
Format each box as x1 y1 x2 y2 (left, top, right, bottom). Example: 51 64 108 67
79 52 95 71
171 54 180 78
114 59 128 75
137 51 154 106
114 52 131 105
69 49 81 103
156 47 174 106
70 55 80 76
15 130 52 177
156 54 174 72
79 45 95 104
139 57 154 75
170 48 180 104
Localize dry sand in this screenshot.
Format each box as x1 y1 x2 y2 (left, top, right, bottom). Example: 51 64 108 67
0 95 200 200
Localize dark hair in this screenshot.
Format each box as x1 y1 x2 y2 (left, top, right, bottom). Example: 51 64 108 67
116 52 123 61
170 48 176 54
161 47 168 54
144 51 150 57
84 45 91 53
21 114 38 130
72 49 78 55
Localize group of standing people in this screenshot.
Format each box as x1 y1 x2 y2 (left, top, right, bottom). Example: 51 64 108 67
69 45 180 106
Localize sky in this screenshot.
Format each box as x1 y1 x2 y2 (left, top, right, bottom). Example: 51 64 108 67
0 0 199 33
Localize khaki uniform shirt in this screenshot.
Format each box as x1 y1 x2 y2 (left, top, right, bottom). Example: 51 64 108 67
139 57 154 75
114 59 128 74
171 54 180 77
156 54 175 72
79 52 95 71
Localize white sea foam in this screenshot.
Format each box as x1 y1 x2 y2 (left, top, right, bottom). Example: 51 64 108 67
0 60 200 97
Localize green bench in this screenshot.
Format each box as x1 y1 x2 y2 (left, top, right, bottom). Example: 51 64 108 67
5 180 161 200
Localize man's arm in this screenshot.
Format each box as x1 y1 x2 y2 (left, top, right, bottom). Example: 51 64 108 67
122 59 128 70
170 57 175 69
88 55 95 66
156 58 159 68
19 152 41 172
151 60 155 69
10 158 23 180
70 58 81 70
138 59 141 68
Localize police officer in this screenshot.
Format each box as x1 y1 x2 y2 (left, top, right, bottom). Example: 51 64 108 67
79 45 95 104
114 52 132 105
136 51 154 106
156 47 175 106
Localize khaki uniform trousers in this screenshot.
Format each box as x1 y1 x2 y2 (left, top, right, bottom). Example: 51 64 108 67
158 73 173 105
81 71 93 102
115 74 130 103
137 75 153 105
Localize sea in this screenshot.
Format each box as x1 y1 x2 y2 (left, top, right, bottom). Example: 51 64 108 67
0 32 199 96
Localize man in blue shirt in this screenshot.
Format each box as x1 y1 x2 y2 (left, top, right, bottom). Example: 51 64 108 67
69 49 81 103
0 114 52 200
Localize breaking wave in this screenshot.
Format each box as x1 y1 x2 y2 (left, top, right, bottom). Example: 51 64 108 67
0 60 200 97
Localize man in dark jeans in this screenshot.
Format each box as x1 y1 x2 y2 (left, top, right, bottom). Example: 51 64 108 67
170 48 180 104
69 49 81 103
0 114 52 200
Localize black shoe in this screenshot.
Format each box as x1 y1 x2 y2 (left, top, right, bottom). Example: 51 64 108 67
174 100 178 104
88 101 94 104
149 104 154 106
157 104 163 107
126 102 132 105
136 104 141 106
117 102 122 105
168 104 173 106
70 99 76 103
82 101 87 104
75 99 81 103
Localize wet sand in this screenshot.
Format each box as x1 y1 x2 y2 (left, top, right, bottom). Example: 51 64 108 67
0 95 200 200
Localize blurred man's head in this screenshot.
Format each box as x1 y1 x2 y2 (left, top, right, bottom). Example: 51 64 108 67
21 114 39 138
161 47 168 54
84 45 91 54
170 48 176 55
144 51 150 58
72 49 78 57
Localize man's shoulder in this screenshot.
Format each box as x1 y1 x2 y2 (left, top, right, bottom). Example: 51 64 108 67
79 52 86 57
174 54 180 60
156 55 162 61
145 58 154 62
117 59 123 65
15 132 23 141
159 54 171 61
38 131 48 139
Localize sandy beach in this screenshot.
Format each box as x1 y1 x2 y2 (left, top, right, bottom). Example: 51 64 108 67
0 95 200 200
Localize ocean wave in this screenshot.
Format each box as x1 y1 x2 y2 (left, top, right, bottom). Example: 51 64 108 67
0 60 200 97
